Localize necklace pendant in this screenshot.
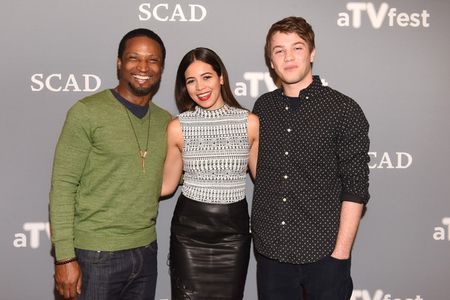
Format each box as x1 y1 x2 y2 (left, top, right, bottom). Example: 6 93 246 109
139 150 148 173
139 150 147 159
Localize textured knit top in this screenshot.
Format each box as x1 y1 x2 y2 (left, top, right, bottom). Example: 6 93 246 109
179 104 249 204
50 89 171 260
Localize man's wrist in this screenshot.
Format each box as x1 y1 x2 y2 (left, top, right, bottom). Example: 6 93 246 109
55 257 77 265
331 249 351 259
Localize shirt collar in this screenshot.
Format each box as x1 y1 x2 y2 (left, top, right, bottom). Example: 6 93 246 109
111 88 149 119
276 75 323 106
297 75 323 100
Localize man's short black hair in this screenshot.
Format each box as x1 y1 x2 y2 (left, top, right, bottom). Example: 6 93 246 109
118 28 166 67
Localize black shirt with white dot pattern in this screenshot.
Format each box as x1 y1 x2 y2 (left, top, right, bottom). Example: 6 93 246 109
252 75 370 264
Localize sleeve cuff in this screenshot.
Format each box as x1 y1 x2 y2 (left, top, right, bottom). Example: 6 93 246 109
341 192 369 205
54 243 76 261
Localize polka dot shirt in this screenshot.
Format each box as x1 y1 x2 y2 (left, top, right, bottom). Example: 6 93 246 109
252 75 370 264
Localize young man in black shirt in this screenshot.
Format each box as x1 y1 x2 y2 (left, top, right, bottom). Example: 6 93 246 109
252 16 370 300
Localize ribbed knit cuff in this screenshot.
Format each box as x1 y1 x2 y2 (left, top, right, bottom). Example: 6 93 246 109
54 242 76 262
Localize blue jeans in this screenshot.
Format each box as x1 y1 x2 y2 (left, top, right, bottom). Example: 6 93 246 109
256 252 353 300
75 242 158 300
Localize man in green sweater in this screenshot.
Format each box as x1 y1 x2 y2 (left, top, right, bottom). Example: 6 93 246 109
50 28 171 300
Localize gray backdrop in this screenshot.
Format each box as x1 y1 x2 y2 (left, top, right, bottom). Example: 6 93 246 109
1 0 449 299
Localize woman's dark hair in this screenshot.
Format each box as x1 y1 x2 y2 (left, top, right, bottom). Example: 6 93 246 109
175 47 242 112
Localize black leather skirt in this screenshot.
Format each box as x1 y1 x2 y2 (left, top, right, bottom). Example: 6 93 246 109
169 193 251 300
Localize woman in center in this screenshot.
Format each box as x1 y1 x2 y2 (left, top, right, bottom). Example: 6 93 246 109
161 47 259 299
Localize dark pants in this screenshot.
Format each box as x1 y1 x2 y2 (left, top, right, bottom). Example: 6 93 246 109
256 252 353 300
75 241 158 300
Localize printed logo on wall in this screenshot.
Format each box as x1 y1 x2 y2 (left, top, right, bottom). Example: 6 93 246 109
433 217 450 241
30 73 102 92
233 73 329 99
351 289 423 300
138 2 207 22
13 222 50 249
368 152 413 169
337 2 430 28
235 72 277 98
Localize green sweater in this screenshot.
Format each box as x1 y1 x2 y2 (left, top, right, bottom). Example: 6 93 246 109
50 90 171 261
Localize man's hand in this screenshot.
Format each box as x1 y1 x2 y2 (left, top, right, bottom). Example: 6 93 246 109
54 260 82 299
331 201 364 260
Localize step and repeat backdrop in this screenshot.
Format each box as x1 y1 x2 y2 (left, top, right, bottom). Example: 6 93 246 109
1 0 449 299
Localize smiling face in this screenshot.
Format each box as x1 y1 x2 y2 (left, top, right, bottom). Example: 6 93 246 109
269 31 315 93
117 36 163 105
184 60 224 110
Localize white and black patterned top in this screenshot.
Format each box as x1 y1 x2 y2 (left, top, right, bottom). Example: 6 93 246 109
179 104 249 204
252 75 370 264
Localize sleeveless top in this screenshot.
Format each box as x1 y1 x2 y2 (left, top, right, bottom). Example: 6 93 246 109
179 104 250 204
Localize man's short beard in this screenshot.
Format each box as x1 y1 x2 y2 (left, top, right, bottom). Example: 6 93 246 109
128 80 161 97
